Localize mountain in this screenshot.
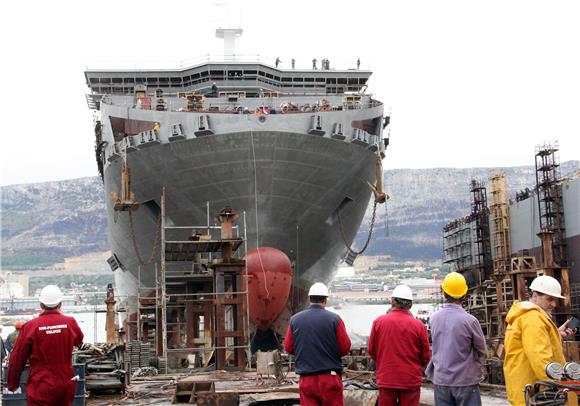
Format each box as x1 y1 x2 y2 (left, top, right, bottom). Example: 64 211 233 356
1 177 107 267
351 161 579 260
1 161 578 267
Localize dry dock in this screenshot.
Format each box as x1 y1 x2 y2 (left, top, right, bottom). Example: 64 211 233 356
84 372 509 405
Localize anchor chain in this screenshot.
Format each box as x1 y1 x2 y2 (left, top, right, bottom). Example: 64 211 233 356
338 199 379 256
128 208 162 266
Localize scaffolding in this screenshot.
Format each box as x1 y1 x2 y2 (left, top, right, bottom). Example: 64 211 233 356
535 141 567 268
487 172 513 338
535 141 571 317
130 191 250 372
470 180 493 284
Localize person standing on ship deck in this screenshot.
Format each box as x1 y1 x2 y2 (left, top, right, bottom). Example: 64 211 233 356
284 282 351 406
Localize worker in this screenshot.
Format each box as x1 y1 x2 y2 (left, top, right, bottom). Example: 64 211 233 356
426 272 486 406
368 285 431 406
504 275 575 406
275 57 281 67
291 58 296 69
284 282 351 405
7 285 84 406
6 321 23 351
312 58 317 70
211 82 218 97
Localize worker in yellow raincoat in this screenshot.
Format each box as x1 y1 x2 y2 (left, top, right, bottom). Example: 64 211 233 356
504 275 576 406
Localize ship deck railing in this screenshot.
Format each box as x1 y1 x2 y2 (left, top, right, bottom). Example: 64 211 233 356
100 95 382 114
85 54 365 71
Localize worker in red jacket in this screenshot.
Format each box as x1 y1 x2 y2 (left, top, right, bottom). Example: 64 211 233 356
7 285 84 406
284 282 351 406
369 284 431 406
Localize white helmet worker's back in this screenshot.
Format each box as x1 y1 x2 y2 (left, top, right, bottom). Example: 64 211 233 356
39 285 64 307
308 282 329 297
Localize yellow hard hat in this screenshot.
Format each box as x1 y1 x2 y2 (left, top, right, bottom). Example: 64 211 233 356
442 272 468 298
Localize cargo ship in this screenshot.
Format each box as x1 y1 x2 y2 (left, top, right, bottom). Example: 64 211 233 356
84 29 389 353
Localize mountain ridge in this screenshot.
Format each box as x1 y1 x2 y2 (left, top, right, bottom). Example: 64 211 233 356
1 161 578 266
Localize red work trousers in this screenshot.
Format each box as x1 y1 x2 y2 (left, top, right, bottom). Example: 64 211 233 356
27 375 77 406
299 374 344 406
379 387 421 406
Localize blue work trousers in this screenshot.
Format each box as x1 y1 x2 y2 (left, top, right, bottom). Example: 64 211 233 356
433 384 482 406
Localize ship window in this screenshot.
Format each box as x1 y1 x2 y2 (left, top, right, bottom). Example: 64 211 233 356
337 78 347 84
100 78 111 84
244 70 257 75
358 78 367 84
315 78 325 82
192 73 200 79
304 77 314 82
112 78 122 84
171 77 182 83
183 75 191 81
228 70 243 77
305 84 314 88
281 77 292 82
292 77 303 82
147 78 158 84
258 71 265 76
159 84 169 88
326 78 336 84
348 78 358 85
200 71 209 77
210 70 224 75
135 78 145 84
265 73 273 79
283 84 292 87
159 77 169 83
124 78 135 83
89 78 99 84
273 76 280 81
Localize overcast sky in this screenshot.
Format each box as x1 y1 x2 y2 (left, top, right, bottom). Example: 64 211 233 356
1 0 579 186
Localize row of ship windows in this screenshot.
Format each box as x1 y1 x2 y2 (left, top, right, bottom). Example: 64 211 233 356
89 74 366 86
91 86 361 94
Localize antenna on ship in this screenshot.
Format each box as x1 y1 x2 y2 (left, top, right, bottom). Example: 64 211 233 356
215 28 243 60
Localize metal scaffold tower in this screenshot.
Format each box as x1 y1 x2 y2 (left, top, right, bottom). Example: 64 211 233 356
470 179 493 286
535 141 568 268
463 180 494 336
535 141 571 316
487 172 514 339
151 190 250 372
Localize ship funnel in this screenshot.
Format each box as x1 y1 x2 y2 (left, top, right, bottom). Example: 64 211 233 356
215 28 243 60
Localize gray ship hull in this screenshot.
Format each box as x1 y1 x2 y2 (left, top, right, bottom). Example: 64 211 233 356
105 130 377 333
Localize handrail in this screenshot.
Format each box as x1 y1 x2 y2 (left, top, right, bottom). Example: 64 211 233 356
85 54 368 71
101 99 383 114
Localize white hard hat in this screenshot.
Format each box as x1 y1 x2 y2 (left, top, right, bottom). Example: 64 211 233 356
392 284 413 301
530 275 565 299
39 285 64 307
308 282 329 297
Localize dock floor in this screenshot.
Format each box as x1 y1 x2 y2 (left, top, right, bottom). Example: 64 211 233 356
85 372 509 405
